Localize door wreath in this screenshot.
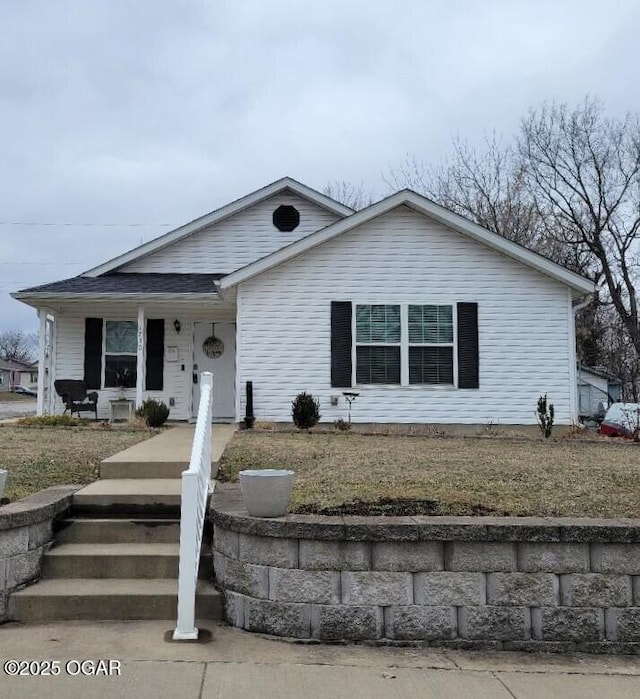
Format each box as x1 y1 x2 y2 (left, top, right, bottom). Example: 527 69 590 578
202 323 224 358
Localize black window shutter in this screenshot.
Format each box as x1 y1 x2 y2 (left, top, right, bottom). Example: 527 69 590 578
457 302 479 389
84 318 103 389
331 301 352 387
146 319 164 391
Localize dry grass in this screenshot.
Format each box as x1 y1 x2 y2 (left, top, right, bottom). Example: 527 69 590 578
0 424 156 502
218 431 640 517
0 392 36 403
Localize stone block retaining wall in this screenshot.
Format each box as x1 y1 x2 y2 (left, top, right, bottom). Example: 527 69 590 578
212 484 640 653
0 485 79 620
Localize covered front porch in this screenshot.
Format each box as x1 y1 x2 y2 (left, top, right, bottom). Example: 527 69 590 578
31 297 238 423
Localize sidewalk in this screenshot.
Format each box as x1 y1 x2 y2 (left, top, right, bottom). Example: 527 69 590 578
101 422 237 469
0 620 638 698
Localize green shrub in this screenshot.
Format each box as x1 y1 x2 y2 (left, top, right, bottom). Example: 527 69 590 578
536 394 554 438
17 415 89 427
135 399 170 427
291 392 321 429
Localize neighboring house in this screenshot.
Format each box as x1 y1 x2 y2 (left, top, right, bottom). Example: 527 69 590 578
0 358 33 392
12 177 595 424
577 365 622 421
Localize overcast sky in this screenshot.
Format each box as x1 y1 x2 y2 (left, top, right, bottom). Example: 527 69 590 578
2 0 640 332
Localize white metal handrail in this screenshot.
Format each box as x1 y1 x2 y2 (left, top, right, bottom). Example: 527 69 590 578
173 371 214 640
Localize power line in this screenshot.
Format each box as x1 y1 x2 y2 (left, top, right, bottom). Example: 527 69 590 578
0 221 176 227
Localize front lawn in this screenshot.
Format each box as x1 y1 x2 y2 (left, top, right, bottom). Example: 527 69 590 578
0 392 36 402
0 425 156 502
218 431 640 518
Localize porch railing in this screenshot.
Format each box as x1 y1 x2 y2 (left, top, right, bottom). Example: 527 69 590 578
173 371 214 640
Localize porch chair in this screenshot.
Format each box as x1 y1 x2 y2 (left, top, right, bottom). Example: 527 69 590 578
54 380 99 420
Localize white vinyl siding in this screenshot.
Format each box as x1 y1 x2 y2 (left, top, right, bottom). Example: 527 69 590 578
122 193 340 274
237 205 574 425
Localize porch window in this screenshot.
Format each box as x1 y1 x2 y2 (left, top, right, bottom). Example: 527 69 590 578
104 321 137 388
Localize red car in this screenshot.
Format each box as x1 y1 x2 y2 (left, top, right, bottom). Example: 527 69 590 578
599 403 640 438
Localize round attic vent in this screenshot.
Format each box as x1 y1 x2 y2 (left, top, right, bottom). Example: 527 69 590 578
273 205 300 232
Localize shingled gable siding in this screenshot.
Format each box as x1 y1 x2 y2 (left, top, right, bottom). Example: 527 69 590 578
121 193 340 274
237 206 573 424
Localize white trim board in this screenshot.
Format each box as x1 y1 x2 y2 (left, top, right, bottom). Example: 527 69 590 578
220 190 595 296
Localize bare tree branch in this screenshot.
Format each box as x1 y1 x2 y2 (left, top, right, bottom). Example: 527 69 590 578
0 329 37 363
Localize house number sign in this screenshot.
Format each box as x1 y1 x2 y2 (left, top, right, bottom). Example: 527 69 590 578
202 324 224 358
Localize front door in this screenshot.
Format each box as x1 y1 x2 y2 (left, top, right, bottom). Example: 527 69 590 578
192 322 236 421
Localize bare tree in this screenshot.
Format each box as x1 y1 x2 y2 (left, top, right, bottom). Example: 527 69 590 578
323 180 375 211
386 134 542 249
520 98 640 358
0 329 37 363
388 99 640 394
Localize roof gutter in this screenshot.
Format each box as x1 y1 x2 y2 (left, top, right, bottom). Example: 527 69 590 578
11 291 221 308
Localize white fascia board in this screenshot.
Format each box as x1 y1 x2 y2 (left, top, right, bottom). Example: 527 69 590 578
82 177 353 277
12 292 220 308
220 191 596 295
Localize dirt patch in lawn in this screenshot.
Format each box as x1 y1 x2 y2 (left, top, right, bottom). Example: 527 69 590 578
0 424 158 502
218 431 640 518
295 497 511 517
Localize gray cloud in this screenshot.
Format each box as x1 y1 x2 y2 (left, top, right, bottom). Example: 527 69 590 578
2 0 640 329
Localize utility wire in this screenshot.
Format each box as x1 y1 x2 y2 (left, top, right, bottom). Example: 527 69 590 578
0 222 175 227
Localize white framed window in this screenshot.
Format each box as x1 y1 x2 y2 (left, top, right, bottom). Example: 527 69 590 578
103 320 137 388
355 304 401 384
408 305 454 385
352 303 456 387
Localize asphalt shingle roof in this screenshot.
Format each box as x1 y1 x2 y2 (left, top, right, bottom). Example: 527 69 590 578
17 273 224 295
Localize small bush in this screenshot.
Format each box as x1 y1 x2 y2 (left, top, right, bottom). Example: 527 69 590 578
291 392 320 429
333 418 351 432
536 394 554 438
135 399 170 428
17 415 89 427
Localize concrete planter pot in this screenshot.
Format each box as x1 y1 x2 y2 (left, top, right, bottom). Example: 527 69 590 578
239 469 294 518
0 469 7 500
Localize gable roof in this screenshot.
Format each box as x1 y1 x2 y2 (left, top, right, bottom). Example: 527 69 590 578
220 190 595 295
0 358 32 372
83 177 353 277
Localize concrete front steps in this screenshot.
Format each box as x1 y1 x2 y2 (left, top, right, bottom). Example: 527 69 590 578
9 455 222 623
10 579 220 622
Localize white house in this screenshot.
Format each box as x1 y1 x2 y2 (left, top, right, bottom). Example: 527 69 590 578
13 177 594 425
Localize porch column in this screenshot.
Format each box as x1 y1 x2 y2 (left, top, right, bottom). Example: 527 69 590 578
136 306 146 409
36 308 47 415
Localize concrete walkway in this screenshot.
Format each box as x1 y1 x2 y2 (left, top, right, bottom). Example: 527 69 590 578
0 620 638 698
72 423 236 512
101 423 237 470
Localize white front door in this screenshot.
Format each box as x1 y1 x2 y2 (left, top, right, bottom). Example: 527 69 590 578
192 322 236 421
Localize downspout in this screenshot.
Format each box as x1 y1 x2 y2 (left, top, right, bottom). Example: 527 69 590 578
572 295 592 423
